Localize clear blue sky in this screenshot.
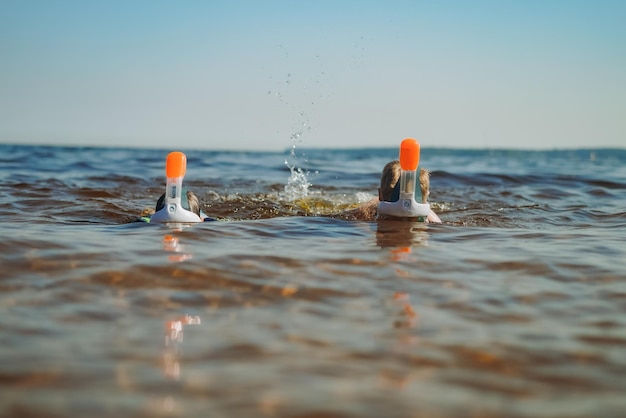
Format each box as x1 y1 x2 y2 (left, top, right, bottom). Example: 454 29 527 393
1 0 624 150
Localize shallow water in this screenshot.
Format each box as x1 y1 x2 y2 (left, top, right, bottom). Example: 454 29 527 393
1 144 625 417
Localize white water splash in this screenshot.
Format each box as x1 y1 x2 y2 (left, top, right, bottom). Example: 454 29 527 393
269 47 321 201
283 143 311 201
282 110 313 201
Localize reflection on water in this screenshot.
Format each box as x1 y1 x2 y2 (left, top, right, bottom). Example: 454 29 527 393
163 314 202 381
375 219 430 249
162 234 193 263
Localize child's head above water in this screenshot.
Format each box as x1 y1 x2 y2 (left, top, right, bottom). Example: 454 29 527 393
155 190 202 217
378 160 431 204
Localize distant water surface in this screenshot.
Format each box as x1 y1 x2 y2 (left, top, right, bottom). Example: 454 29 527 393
1 144 625 417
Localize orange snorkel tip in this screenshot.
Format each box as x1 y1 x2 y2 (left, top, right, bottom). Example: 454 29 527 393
399 138 420 171
166 151 187 179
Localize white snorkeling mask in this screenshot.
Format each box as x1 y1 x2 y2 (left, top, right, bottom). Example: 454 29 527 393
377 138 431 220
150 152 203 223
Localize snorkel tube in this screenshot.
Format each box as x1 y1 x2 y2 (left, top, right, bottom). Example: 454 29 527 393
377 138 431 220
150 152 203 223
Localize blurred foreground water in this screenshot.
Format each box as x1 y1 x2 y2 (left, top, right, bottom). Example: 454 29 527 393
1 144 625 417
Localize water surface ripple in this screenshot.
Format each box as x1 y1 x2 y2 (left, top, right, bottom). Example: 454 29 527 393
1 145 625 417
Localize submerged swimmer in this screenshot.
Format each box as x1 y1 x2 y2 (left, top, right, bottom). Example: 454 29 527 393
343 139 442 223
377 160 442 223
344 162 441 223
154 189 214 221
140 151 215 223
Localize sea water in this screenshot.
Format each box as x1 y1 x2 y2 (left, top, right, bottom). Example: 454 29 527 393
1 144 625 417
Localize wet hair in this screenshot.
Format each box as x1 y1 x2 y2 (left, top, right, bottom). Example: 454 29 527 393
186 191 201 216
155 190 201 216
419 168 431 203
379 160 401 202
379 160 431 203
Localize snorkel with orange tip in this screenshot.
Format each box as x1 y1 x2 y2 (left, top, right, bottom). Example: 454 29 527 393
377 138 431 220
150 152 203 223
